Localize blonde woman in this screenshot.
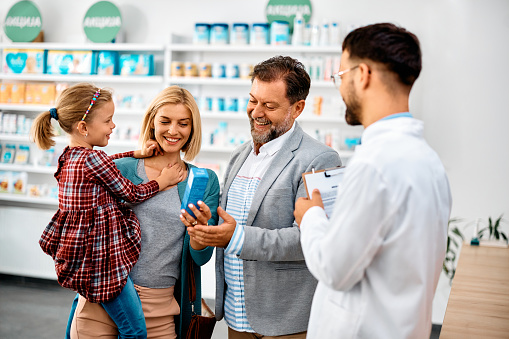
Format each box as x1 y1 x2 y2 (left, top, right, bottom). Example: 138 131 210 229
68 86 220 339
31 83 183 339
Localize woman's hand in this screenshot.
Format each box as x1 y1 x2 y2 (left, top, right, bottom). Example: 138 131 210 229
180 200 212 227
180 201 213 250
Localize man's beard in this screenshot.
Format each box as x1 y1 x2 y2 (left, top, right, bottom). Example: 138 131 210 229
249 109 293 144
344 82 362 126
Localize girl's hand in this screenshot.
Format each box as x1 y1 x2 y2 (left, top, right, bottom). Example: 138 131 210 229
134 140 163 158
156 163 185 189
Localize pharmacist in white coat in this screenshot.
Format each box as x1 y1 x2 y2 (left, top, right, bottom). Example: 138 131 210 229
294 23 452 339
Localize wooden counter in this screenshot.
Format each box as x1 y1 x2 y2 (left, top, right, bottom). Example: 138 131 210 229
440 245 509 338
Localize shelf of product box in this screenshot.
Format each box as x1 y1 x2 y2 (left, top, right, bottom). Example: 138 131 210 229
0 43 165 52
114 107 147 116
0 163 57 174
167 76 334 88
200 145 237 153
168 44 342 54
0 133 67 144
0 74 164 84
200 112 247 119
200 111 345 124
0 104 49 113
0 193 58 206
168 76 250 86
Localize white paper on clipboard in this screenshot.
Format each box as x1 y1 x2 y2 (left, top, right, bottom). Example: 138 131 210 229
302 166 346 218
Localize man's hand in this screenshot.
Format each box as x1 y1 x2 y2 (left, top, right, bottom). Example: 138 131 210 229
186 207 236 248
294 189 324 227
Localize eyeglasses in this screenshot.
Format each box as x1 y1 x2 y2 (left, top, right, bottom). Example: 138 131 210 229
330 65 359 89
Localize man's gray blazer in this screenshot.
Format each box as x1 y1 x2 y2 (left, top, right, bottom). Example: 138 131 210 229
215 122 342 336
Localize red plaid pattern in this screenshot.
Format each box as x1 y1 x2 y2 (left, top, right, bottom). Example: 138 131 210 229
39 146 159 303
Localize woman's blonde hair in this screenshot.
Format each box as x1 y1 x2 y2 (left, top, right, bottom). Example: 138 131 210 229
30 83 112 150
139 86 202 161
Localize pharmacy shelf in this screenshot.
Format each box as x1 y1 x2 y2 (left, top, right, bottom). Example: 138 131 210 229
0 104 145 116
200 112 346 124
0 42 165 52
0 134 31 142
0 74 164 84
167 76 334 88
0 133 67 144
0 104 48 112
0 163 56 174
168 76 249 86
0 193 58 206
168 43 341 54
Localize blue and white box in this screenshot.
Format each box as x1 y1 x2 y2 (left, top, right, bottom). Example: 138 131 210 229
193 23 211 44
46 50 95 75
119 54 154 76
96 51 119 75
181 167 209 219
3 49 45 74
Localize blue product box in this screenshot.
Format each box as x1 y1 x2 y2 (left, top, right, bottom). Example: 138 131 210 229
231 23 249 45
250 23 270 45
193 23 211 44
119 54 154 76
270 20 290 45
46 50 95 75
180 167 209 219
210 23 229 44
3 49 45 74
96 51 119 75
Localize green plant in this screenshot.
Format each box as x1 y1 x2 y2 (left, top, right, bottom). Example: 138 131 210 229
477 214 508 244
443 218 464 284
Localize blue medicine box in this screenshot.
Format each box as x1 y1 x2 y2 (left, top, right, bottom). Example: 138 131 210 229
96 51 119 75
119 54 154 76
46 50 95 75
181 168 209 219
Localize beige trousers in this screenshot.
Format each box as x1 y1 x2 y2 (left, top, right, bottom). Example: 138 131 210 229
228 327 307 339
70 285 180 339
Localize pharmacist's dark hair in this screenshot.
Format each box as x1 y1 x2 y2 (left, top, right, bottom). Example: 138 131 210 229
31 83 112 150
251 55 310 104
343 23 421 86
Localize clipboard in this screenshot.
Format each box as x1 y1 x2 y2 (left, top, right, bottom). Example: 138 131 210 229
302 166 346 218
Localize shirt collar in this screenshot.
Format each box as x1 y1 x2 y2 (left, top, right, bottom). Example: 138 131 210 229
379 112 413 121
251 122 296 156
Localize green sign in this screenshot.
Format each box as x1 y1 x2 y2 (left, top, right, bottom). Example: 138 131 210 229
4 1 42 42
83 1 122 43
266 0 312 30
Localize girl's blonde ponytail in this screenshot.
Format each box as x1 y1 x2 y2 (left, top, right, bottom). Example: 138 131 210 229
31 110 56 150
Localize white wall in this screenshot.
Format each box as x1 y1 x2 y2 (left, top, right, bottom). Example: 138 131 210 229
1 0 508 324
1 0 506 227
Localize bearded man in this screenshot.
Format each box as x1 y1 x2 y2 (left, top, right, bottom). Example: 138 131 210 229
186 56 341 338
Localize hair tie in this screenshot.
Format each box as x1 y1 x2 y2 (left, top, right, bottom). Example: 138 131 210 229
81 89 101 121
49 108 58 120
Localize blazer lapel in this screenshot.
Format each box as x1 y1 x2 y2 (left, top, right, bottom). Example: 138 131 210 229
246 123 304 226
221 143 253 209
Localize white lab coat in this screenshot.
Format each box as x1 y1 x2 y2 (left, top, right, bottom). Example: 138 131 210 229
300 117 452 339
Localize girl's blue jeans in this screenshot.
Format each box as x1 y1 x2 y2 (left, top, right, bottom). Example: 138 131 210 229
65 276 146 339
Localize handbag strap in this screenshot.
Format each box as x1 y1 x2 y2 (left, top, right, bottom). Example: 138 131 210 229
188 257 197 312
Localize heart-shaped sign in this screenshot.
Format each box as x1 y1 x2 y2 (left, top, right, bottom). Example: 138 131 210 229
6 53 27 73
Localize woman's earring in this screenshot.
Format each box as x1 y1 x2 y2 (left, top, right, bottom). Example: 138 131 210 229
85 133 88 137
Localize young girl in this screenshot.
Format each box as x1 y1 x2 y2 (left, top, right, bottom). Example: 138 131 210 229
31 83 184 339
